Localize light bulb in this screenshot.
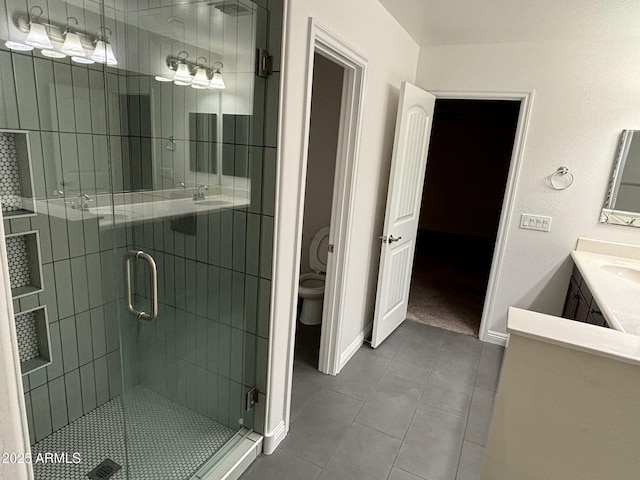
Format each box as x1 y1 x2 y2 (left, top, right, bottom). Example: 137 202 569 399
41 49 67 59
209 70 226 90
61 31 86 57
25 22 53 49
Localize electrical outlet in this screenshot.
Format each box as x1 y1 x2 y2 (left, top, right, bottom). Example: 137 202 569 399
520 214 552 232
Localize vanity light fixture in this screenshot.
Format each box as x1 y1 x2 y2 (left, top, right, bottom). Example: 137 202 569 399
164 53 226 89
61 17 87 57
191 57 210 89
6 6 120 65
24 7 53 50
209 62 226 90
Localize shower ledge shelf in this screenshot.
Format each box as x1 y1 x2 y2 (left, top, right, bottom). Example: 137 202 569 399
37 189 249 226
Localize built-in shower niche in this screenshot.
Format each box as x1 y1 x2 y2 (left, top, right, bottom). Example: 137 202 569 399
6 231 44 299
0 130 36 219
14 306 51 375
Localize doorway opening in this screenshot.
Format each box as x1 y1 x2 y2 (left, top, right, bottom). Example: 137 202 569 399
407 99 521 337
294 53 345 373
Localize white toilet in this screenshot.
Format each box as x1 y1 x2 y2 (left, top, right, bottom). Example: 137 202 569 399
298 226 330 325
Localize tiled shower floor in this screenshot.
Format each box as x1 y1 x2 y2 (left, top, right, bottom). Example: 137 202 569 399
31 386 236 480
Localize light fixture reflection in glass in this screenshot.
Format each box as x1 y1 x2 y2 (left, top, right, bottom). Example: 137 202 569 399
192 67 210 88
173 62 192 84
155 76 173 82
104 42 117 65
209 69 226 90
71 56 94 64
41 49 67 59
4 41 33 51
174 80 191 86
25 22 53 49
91 37 117 65
62 31 86 56
61 17 87 57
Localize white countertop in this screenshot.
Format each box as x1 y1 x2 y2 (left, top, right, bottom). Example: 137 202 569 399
504 238 640 367
571 239 640 335
508 307 640 367
36 188 250 227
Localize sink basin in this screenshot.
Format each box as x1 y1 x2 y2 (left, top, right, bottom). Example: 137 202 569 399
195 199 232 207
599 264 640 283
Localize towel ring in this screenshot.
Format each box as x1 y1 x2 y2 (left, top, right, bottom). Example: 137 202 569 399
550 167 574 190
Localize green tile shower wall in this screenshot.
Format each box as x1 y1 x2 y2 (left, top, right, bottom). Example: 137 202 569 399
2 0 282 443
2 50 131 442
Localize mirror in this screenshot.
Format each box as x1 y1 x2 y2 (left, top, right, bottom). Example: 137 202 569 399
601 130 640 227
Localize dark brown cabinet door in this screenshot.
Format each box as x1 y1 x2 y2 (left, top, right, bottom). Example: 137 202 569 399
562 277 581 319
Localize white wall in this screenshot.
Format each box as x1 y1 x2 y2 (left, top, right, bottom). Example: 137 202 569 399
300 54 343 274
268 0 418 447
415 37 640 337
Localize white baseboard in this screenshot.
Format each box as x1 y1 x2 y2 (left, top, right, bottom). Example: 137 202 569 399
263 421 287 455
485 329 508 346
338 322 373 372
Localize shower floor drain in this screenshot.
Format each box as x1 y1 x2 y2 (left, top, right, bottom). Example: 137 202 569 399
87 459 121 479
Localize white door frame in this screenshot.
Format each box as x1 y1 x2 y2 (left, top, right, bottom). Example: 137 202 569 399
290 19 368 378
427 90 535 345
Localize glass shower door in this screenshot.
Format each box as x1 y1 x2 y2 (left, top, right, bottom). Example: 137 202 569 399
0 0 271 478
103 1 266 478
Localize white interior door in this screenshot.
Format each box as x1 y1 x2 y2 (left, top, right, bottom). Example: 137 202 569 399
371 82 435 348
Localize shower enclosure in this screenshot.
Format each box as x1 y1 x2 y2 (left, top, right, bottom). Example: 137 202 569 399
0 0 279 478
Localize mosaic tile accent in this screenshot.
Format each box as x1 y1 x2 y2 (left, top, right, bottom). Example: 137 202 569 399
0 132 23 213
15 310 40 363
6 235 31 289
32 386 237 480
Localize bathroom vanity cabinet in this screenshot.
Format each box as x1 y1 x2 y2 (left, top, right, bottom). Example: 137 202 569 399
562 266 609 328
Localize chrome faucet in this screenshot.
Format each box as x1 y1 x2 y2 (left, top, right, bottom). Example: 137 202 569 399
193 185 208 200
77 193 93 211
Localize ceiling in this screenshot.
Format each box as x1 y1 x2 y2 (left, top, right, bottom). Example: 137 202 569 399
378 0 640 47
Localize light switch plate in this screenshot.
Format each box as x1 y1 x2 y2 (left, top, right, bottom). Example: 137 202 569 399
520 214 552 232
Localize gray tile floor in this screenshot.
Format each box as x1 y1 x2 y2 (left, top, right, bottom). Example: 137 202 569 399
241 320 504 480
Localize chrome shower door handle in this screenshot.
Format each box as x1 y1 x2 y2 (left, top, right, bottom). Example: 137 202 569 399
124 250 158 321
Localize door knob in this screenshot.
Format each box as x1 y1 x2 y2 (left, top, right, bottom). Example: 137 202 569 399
379 235 402 243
